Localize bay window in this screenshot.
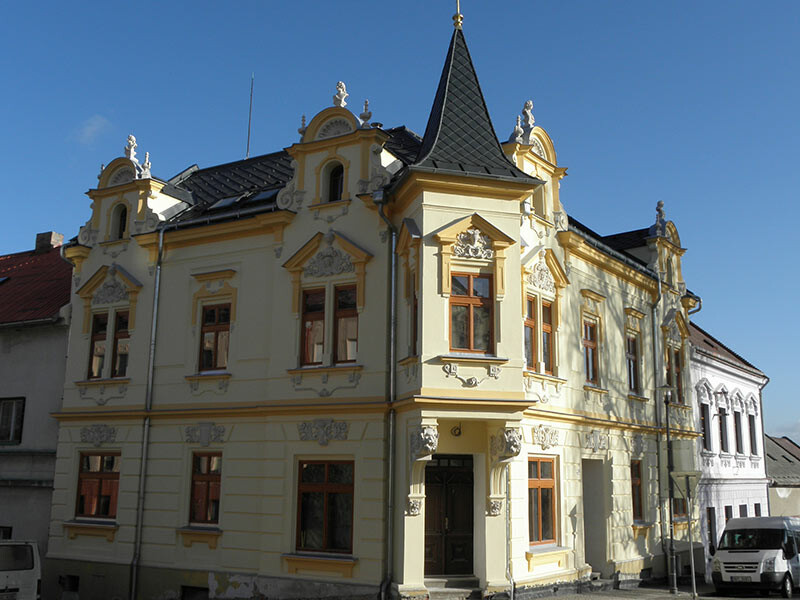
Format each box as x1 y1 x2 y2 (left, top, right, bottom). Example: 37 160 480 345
450 273 492 353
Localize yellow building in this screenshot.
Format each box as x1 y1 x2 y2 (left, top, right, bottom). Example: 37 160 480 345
48 13 700 600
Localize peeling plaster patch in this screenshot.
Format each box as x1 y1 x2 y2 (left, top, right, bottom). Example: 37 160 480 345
209 572 255 599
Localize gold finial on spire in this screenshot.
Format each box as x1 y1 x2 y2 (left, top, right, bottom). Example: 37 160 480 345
453 0 463 29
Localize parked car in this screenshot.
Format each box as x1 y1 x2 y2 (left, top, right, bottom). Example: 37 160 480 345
0 541 40 600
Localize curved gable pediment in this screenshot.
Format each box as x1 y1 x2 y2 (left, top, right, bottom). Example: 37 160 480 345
302 108 359 143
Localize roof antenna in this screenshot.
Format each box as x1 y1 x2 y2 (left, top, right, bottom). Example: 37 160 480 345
246 73 254 158
453 0 463 29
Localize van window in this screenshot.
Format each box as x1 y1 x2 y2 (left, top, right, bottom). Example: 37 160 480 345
719 528 784 550
0 544 34 571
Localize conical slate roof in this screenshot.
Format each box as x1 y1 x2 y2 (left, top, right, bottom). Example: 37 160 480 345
414 28 538 183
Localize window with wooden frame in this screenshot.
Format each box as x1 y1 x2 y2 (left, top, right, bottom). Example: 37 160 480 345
88 312 108 379
524 295 536 369
541 302 553 374
296 460 354 553
334 285 357 363
626 335 640 394
528 457 556 545
0 398 24 445
700 403 711 451
666 347 684 404
631 460 643 521
199 304 230 372
76 453 120 519
672 496 687 518
734 411 744 454
190 453 222 524
450 273 492 353
111 311 129 378
749 414 759 455
301 289 325 365
719 408 729 453
524 296 555 375
582 320 599 385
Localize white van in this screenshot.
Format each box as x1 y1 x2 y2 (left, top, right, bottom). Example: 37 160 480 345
0 541 40 600
712 516 800 597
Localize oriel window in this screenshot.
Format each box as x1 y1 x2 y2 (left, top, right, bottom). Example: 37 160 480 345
450 274 492 353
199 304 230 371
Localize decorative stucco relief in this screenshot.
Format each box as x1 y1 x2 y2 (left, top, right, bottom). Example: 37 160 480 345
78 383 128 406
533 424 560 450
317 118 353 140
442 362 500 388
92 278 129 305
80 424 117 447
526 256 555 293
453 228 494 260
297 419 349 446
584 429 609 453
185 423 226 447
304 247 354 277
491 428 522 460
291 370 361 397
410 425 439 460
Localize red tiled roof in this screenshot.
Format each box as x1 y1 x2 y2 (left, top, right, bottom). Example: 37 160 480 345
0 245 72 325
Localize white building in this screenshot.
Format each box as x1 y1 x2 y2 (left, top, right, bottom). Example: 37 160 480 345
689 321 769 581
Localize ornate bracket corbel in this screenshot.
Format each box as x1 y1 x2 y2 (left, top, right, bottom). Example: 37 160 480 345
407 424 439 516
487 426 522 516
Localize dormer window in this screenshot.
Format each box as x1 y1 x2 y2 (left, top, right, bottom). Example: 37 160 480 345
327 163 344 203
111 204 128 240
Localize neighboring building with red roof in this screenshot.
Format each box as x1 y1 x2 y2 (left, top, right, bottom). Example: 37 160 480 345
0 231 71 555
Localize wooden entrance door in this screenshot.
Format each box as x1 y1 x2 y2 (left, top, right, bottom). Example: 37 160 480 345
424 455 474 576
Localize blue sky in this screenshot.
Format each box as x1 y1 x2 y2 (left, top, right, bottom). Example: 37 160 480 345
1 1 797 435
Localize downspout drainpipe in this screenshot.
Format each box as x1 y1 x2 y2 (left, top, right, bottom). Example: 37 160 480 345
758 376 771 514
130 226 165 600
651 277 669 576
506 464 515 600
375 191 397 600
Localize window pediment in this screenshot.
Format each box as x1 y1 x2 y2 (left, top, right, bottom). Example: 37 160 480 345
523 249 568 294
77 264 142 333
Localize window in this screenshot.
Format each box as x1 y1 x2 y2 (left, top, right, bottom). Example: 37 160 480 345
110 204 128 241
301 289 325 365
190 453 221 524
700 404 711 451
631 460 643 521
724 505 733 523
297 461 353 553
450 274 492 353
0 527 10 540
334 286 357 363
666 348 684 403
673 496 687 518
749 414 758 455
542 302 553 374
524 296 536 369
626 335 640 394
111 311 129 378
707 507 717 551
199 304 230 371
88 312 108 379
582 320 598 385
739 504 748 518
528 457 556 545
411 280 419 356
76 453 120 518
755 503 762 517
719 409 729 453
327 164 344 203
523 296 554 374
0 398 24 444
734 411 744 454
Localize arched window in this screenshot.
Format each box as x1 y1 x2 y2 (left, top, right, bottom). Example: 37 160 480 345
327 164 344 203
112 205 127 240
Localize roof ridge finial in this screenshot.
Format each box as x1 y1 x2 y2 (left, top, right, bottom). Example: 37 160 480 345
453 0 463 29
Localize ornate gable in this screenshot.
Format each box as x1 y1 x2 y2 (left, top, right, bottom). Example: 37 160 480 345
522 248 568 294
76 264 142 333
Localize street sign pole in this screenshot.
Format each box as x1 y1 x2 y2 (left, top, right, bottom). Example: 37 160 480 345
686 474 697 600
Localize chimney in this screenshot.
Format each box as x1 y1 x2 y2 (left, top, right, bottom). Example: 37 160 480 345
35 231 64 254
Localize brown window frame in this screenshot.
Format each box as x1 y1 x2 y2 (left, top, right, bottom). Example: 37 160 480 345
333 285 358 364
582 320 598 385
528 456 557 545
190 452 222 525
524 295 536 369
542 301 553 375
626 334 640 394
198 303 231 372
111 310 130 378
631 460 643 521
88 312 108 379
301 288 325 366
296 460 354 554
449 273 493 353
76 452 120 519
672 496 687 518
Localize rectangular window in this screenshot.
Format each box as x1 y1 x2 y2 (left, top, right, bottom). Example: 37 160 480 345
76 453 120 518
0 398 24 444
739 504 748 518
749 414 758 455
88 312 108 379
673 496 687 518
111 311 129 378
724 505 733 523
582 320 598 385
334 286 357 363
301 289 325 365
707 507 717 551
190 453 221 524
0 527 10 540
700 404 711 451
542 302 553 374
411 281 419 356
734 411 744 454
626 335 640 393
524 296 536 369
199 304 230 371
631 460 643 521
528 457 556 545
719 409 729 453
450 274 492 353
297 461 354 553
755 503 762 517
666 348 684 403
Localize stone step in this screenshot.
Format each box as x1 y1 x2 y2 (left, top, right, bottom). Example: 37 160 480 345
425 577 481 600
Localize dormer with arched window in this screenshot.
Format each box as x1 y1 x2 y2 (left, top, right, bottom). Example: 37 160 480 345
110 203 128 241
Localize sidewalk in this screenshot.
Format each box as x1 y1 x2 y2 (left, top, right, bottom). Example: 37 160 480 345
553 580 741 599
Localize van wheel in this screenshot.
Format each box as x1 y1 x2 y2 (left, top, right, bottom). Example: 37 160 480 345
781 574 793 598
